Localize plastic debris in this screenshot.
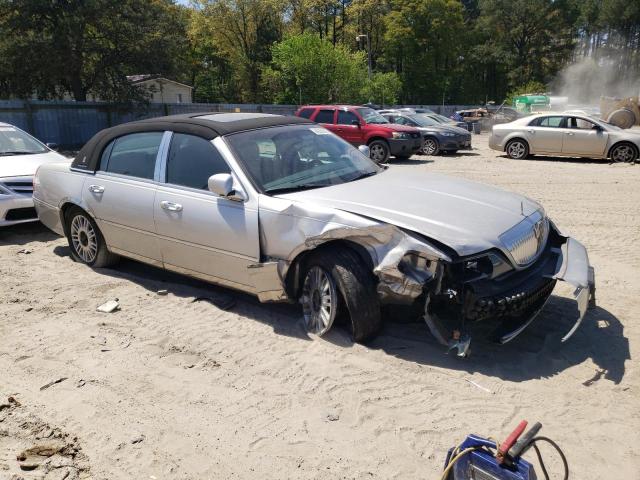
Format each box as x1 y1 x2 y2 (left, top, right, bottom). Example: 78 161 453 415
157 289 168 296
96 299 119 313
39 377 68 391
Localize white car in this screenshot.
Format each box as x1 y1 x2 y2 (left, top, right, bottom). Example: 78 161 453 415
0 122 68 226
489 113 640 162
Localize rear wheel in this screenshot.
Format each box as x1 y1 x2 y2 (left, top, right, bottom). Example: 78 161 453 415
300 248 381 343
422 137 440 155
506 139 529 159
368 140 390 164
610 143 638 163
65 207 118 268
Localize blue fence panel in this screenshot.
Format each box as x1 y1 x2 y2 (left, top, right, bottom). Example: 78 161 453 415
0 100 477 148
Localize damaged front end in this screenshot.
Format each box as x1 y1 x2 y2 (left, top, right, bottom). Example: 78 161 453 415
423 225 596 356
251 198 595 356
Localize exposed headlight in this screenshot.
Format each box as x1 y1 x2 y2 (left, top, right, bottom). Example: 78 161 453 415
392 132 411 139
441 132 455 137
464 251 513 279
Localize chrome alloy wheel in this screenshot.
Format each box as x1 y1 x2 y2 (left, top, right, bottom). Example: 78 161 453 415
423 139 438 155
301 266 338 336
507 141 526 159
369 143 386 163
611 144 635 163
70 214 98 263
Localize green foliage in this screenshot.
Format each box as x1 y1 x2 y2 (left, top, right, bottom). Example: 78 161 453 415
262 33 367 104
0 0 188 101
361 72 402 105
505 80 548 105
0 0 637 105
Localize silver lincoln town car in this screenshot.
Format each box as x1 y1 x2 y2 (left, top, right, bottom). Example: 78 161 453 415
34 113 596 355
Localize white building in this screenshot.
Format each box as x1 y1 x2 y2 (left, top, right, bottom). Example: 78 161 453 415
126 75 193 104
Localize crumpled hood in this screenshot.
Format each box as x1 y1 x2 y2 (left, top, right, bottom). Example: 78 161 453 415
278 168 541 256
0 151 69 179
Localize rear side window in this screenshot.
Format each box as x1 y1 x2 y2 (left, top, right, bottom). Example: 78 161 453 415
532 116 564 128
166 134 230 190
337 110 359 125
103 132 163 179
297 108 315 119
313 109 335 124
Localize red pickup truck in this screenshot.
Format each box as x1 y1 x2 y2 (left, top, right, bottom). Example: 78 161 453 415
295 105 423 163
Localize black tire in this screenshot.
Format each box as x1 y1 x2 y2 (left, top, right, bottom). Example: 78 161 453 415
65 206 119 268
609 142 638 163
505 138 529 159
301 248 381 343
422 137 440 155
368 139 390 164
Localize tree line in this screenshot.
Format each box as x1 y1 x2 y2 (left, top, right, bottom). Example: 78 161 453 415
0 0 638 106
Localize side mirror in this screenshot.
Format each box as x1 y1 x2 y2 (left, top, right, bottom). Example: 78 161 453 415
46 142 59 151
208 173 234 197
351 119 361 128
358 145 370 157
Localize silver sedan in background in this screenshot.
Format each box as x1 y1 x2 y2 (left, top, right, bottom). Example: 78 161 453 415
489 113 640 162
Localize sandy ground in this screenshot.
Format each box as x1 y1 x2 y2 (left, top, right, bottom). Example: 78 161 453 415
1 134 639 480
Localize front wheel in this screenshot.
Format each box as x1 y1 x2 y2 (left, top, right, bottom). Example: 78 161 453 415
610 143 638 163
300 248 381 343
422 137 440 155
368 140 390 164
505 139 529 159
66 207 119 268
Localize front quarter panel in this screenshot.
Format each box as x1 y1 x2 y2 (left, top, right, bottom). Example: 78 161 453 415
257 194 451 303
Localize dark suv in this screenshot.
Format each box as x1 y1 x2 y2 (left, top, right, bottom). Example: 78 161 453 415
295 105 422 163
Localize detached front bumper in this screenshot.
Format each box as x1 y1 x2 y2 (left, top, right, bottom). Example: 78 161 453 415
552 237 596 341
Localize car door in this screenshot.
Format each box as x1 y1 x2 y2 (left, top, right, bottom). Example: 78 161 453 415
83 131 165 264
561 117 609 156
312 108 337 134
527 116 567 153
335 109 364 145
153 132 259 289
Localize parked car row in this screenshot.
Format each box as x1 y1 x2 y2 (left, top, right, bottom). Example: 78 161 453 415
294 105 472 162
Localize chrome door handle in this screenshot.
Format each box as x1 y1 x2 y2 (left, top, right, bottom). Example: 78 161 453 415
160 200 183 212
88 185 105 194
527 129 534 133
566 132 575 136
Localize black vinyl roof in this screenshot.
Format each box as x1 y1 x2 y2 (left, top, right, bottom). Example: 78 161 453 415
71 112 312 172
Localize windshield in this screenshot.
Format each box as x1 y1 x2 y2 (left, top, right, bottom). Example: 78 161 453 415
433 114 453 123
0 126 47 155
356 107 389 124
225 124 383 194
409 114 439 127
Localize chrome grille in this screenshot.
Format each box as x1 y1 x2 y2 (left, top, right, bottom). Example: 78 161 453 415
500 210 548 266
0 176 33 195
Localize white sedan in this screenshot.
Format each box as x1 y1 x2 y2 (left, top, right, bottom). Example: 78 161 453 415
0 122 68 226
489 113 640 163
